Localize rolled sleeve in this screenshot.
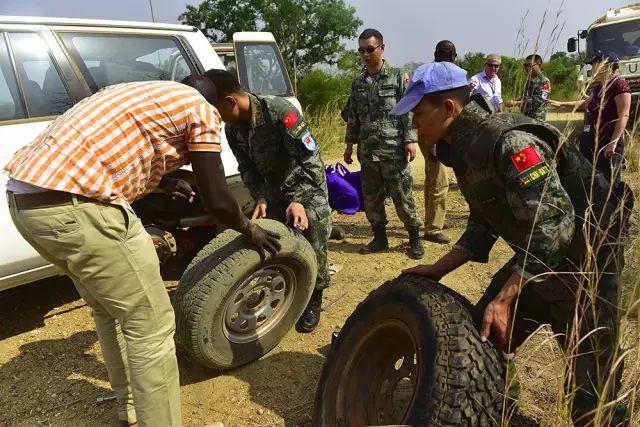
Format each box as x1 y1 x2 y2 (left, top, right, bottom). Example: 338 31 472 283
186 101 223 153
455 208 499 263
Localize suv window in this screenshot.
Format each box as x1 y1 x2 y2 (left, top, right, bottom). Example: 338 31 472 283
235 42 293 97
0 34 25 120
59 33 197 92
8 32 72 117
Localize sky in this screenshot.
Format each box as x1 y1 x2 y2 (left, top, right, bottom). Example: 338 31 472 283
0 0 633 64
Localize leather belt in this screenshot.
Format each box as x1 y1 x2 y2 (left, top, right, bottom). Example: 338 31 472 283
9 191 94 210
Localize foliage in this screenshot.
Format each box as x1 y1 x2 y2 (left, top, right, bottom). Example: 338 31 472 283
179 0 260 43
180 0 362 81
297 69 354 112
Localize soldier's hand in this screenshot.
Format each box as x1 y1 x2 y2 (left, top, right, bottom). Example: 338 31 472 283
405 142 418 162
159 176 195 203
247 223 281 262
286 202 309 231
506 100 519 108
344 145 354 165
480 272 522 350
401 264 443 281
252 198 268 220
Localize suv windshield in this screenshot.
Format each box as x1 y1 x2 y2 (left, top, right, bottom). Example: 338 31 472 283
59 33 196 92
587 20 640 59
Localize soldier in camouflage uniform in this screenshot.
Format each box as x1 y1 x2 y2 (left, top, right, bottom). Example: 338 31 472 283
400 62 627 425
344 28 423 259
205 69 331 333
507 54 551 121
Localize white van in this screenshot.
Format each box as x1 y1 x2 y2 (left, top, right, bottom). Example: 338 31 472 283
0 16 299 291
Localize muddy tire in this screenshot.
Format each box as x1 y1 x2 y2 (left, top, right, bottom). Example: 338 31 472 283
173 219 317 370
314 275 505 426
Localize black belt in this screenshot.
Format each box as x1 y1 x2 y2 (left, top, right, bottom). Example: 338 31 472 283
9 191 94 210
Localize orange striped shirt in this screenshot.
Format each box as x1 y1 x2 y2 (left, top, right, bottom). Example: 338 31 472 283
5 81 222 205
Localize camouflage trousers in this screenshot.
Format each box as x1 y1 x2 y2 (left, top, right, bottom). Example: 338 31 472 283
360 158 421 230
475 256 623 426
267 201 331 291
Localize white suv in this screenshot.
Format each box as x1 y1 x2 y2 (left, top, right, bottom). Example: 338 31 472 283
0 16 300 291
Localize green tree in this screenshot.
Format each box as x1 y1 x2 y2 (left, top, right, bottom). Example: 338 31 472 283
179 0 261 43
179 0 362 87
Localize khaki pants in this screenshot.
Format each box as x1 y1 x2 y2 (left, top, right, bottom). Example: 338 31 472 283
418 142 448 234
7 194 181 427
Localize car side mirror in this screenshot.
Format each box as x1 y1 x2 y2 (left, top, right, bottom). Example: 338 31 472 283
567 37 578 53
579 30 588 40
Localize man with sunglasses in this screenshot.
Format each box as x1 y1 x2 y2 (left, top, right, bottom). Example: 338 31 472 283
507 54 551 121
469 54 503 112
344 28 423 259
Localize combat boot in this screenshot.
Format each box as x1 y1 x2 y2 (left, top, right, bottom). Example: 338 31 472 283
408 227 424 259
359 227 389 254
296 290 323 333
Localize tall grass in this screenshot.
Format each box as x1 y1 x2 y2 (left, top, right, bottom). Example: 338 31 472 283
304 98 346 160
498 7 640 425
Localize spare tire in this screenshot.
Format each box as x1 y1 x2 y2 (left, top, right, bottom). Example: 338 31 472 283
173 219 317 370
314 275 505 426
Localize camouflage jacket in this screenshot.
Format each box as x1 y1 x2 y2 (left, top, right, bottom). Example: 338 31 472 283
345 63 418 161
520 73 551 121
226 93 330 217
446 95 578 279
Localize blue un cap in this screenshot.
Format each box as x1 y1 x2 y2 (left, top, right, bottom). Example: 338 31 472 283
391 62 468 116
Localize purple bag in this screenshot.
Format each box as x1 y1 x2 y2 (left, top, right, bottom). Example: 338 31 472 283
325 162 363 214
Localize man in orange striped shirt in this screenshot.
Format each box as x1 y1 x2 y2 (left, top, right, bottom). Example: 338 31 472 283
4 76 280 426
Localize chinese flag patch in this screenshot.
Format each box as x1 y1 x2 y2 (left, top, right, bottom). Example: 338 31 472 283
510 146 542 172
282 111 299 128
541 83 550 91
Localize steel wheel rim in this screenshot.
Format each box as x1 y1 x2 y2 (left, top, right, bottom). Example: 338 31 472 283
335 319 420 425
223 264 296 344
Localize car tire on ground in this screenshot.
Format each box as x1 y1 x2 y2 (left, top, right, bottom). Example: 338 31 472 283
314 275 505 426
173 219 317 370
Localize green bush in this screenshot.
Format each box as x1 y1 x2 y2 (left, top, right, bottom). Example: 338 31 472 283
297 69 355 113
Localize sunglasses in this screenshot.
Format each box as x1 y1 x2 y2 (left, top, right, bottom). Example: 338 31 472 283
358 44 382 54
522 63 537 68
486 63 501 69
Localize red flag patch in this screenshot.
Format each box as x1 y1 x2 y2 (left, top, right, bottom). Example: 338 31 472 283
541 83 550 91
282 111 299 128
510 146 542 172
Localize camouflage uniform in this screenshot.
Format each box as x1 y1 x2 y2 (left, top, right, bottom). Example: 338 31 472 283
520 73 551 121
442 95 624 425
345 63 421 230
226 94 331 291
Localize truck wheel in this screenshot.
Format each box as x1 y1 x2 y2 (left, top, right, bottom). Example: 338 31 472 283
314 275 505 426
173 219 317 370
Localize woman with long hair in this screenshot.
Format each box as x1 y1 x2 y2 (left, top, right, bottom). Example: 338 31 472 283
550 52 632 186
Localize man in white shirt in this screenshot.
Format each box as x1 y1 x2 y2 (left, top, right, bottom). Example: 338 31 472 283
469 54 503 112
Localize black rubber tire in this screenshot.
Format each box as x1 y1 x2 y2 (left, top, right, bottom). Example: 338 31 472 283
314 275 505 426
173 219 317 370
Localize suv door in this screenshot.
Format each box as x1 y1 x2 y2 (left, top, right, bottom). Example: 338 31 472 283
231 32 301 112
0 28 81 287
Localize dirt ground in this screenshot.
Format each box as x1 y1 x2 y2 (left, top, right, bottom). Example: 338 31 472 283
0 116 634 426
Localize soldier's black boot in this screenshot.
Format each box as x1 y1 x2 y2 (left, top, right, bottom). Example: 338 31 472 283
359 227 389 254
296 290 323 333
408 227 425 259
